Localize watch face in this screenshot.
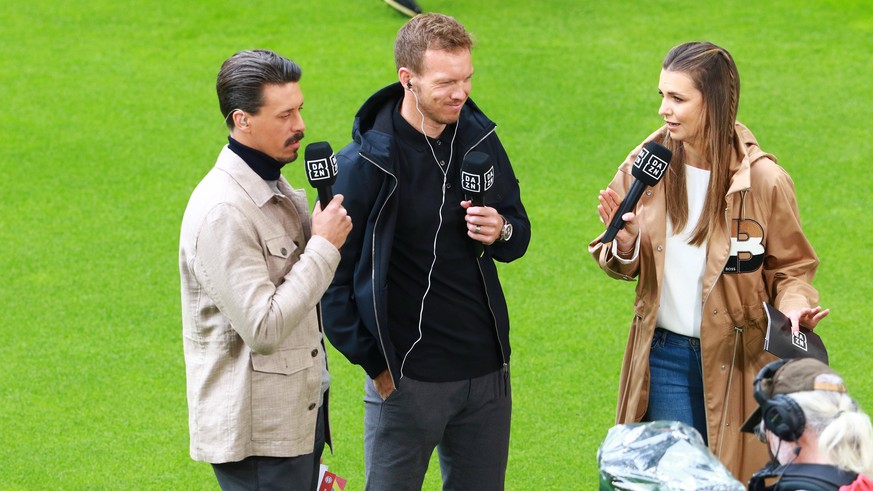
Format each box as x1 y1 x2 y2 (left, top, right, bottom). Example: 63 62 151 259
502 222 513 241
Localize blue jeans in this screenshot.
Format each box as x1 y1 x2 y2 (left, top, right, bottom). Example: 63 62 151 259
644 328 708 445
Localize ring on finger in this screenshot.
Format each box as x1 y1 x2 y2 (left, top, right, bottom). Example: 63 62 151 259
475 225 481 234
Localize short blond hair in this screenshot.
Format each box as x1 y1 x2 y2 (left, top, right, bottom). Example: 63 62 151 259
394 13 474 74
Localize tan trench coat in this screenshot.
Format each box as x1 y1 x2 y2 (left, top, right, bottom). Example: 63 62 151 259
589 123 821 482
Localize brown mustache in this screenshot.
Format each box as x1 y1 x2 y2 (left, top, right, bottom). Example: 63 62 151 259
285 133 305 147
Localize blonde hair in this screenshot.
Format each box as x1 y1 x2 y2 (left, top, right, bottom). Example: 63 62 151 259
394 13 474 74
789 390 873 476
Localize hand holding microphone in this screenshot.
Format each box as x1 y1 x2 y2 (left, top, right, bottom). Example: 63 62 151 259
598 188 639 254
599 141 672 246
460 151 502 254
305 141 351 249
460 151 494 207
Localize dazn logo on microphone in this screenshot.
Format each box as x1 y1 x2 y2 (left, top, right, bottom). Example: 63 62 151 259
461 167 494 193
634 147 668 181
305 154 337 182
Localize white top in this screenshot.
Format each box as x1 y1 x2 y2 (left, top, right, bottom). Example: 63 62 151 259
656 165 710 338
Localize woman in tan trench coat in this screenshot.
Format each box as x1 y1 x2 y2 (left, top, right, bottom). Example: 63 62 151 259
589 41 829 483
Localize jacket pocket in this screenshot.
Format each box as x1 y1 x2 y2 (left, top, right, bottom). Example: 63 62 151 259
251 348 313 375
741 306 770 360
250 348 316 442
264 235 299 280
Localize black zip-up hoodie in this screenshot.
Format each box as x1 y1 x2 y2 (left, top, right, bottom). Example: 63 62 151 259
321 82 531 387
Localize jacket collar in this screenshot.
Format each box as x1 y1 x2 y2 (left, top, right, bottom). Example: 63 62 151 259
351 82 496 173
214 145 295 207
639 122 776 197
726 122 775 195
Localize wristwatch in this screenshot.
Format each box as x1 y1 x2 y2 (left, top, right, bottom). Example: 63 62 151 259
498 216 513 242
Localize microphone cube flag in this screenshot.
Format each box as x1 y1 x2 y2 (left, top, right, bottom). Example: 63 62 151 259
305 154 337 183
599 141 671 244
633 147 650 168
632 141 671 186
304 141 338 187
461 151 494 213
305 141 338 209
461 169 494 194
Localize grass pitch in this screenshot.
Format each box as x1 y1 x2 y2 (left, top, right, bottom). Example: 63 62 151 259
1 0 871 488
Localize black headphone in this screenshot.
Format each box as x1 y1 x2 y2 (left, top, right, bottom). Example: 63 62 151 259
406 81 413 89
753 359 806 442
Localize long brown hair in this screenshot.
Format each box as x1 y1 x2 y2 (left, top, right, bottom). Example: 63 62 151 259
661 42 740 246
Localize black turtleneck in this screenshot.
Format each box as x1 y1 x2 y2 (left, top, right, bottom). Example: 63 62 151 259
227 136 284 181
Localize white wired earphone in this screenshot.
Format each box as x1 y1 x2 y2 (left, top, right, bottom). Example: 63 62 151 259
224 109 248 128
399 79 460 380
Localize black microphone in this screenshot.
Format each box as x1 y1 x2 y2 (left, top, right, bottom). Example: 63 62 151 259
461 151 495 257
600 141 672 244
304 141 337 209
460 151 494 206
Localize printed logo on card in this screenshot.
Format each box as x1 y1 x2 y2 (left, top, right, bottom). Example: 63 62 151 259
792 331 809 352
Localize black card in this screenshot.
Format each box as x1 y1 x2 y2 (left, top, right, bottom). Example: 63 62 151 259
763 302 829 365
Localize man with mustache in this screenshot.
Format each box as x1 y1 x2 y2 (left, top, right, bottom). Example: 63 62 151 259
179 49 352 490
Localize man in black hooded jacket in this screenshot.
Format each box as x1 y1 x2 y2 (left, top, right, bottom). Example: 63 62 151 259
321 13 530 491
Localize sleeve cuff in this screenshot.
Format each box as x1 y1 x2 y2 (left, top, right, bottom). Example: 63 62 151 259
611 237 640 263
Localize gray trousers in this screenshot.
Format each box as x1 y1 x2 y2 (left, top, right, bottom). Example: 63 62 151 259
212 405 325 491
363 368 511 491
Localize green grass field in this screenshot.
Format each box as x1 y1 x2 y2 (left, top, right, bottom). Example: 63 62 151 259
2 0 871 489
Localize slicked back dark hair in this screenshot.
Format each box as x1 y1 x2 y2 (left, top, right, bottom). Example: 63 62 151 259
216 49 301 129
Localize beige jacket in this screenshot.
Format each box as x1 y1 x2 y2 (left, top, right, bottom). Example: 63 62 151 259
179 146 340 463
589 123 820 482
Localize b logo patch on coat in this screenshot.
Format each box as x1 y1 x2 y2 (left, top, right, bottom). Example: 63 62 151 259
723 218 765 274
